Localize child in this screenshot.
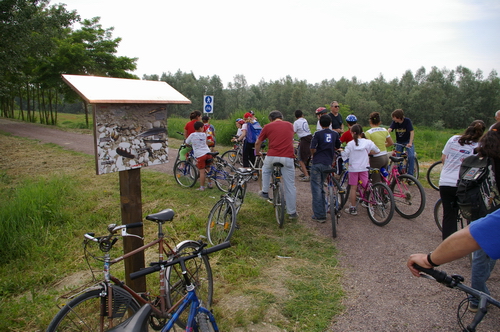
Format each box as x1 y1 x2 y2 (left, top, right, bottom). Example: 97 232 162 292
340 114 358 144
341 124 380 215
309 114 341 222
293 110 313 181
232 119 245 142
185 121 213 191
202 115 216 151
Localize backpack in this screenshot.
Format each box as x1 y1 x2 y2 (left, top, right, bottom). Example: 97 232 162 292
246 121 262 143
456 155 500 220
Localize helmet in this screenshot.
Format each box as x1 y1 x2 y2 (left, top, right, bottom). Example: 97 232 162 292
236 118 245 125
346 114 357 122
315 107 327 114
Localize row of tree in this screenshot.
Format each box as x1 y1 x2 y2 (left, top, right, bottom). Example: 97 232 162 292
0 0 137 125
2 1 499 129
146 66 500 129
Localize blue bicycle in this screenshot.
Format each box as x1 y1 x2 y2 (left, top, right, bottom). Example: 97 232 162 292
109 241 231 332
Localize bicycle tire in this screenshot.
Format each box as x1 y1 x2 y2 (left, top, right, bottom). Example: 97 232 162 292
213 162 233 193
174 161 198 188
46 286 140 332
338 170 349 208
327 178 342 238
207 197 237 245
221 149 237 165
433 198 443 232
233 183 247 214
165 241 213 316
273 182 286 228
390 174 426 219
367 182 395 226
426 160 442 191
196 312 217 332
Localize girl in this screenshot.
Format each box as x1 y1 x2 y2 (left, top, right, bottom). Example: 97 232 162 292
341 124 380 215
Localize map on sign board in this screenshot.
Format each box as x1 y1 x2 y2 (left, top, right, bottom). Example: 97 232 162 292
94 104 168 175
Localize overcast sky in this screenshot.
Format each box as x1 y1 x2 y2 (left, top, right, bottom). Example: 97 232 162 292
50 0 500 87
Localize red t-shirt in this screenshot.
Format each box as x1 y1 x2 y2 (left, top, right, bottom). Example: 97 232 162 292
340 130 353 143
184 119 206 137
258 120 295 158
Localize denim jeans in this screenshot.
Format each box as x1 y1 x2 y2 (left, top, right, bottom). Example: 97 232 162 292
469 249 497 305
395 142 415 176
310 163 329 219
261 156 296 214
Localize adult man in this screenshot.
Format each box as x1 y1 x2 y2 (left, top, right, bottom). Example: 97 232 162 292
255 111 298 219
388 109 416 176
328 101 344 134
489 110 500 130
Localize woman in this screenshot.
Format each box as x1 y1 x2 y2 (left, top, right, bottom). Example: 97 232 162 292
364 112 393 183
439 119 485 240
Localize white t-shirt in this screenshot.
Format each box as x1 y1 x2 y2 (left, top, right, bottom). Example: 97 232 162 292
341 138 380 172
316 120 332 132
439 135 479 187
185 132 211 158
293 118 311 138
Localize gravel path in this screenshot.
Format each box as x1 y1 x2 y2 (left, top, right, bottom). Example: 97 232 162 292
1 118 498 331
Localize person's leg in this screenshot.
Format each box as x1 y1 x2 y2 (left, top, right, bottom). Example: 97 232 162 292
261 155 274 196
310 164 326 219
440 186 459 240
242 141 250 167
348 172 359 208
470 249 497 307
405 144 415 176
279 157 297 215
248 142 256 166
299 160 309 177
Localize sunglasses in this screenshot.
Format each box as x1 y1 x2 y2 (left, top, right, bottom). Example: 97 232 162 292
333 105 339 108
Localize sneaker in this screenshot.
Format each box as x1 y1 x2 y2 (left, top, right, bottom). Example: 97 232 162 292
344 207 358 215
299 176 310 182
299 173 306 178
259 191 269 200
468 302 478 313
288 213 299 220
312 215 327 223
197 186 205 191
207 182 213 189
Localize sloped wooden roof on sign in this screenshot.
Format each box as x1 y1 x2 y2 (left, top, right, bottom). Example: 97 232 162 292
62 74 191 104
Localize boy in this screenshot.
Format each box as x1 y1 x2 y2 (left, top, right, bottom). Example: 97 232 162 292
309 114 341 222
293 110 312 181
202 115 216 151
185 121 213 191
388 109 415 176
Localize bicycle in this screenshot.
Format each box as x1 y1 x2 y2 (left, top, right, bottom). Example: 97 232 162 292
293 139 310 172
413 264 500 331
323 168 345 238
206 167 254 245
269 161 286 228
114 241 231 332
343 168 396 226
46 209 213 332
220 136 243 166
426 160 443 191
392 143 420 179
173 141 199 188
383 154 426 219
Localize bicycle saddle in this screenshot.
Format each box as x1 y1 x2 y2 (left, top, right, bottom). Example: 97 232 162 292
389 156 404 163
146 208 175 223
273 162 284 168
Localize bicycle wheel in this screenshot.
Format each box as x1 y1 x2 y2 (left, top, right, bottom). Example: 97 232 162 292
196 312 217 332
338 170 349 207
426 160 442 191
434 198 443 232
174 161 198 188
165 241 213 310
206 198 237 245
233 183 247 214
273 182 286 228
327 178 342 238
390 174 426 219
46 286 140 332
221 150 238 165
251 157 264 181
366 182 395 226
213 162 233 193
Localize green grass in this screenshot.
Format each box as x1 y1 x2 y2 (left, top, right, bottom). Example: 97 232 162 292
0 133 342 331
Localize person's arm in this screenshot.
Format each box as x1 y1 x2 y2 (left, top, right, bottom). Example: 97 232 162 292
440 153 446 164
407 226 480 277
254 139 262 156
237 129 246 141
407 130 415 148
385 136 394 147
183 129 188 139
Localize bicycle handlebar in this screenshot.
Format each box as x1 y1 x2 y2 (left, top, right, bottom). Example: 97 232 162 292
84 222 143 242
130 242 231 280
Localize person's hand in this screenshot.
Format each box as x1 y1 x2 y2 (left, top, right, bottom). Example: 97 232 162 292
407 253 432 277
406 143 413 148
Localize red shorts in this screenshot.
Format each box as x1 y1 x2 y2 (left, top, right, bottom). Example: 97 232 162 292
196 154 213 169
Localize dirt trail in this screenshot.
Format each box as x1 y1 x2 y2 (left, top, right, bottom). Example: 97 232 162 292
1 118 498 331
